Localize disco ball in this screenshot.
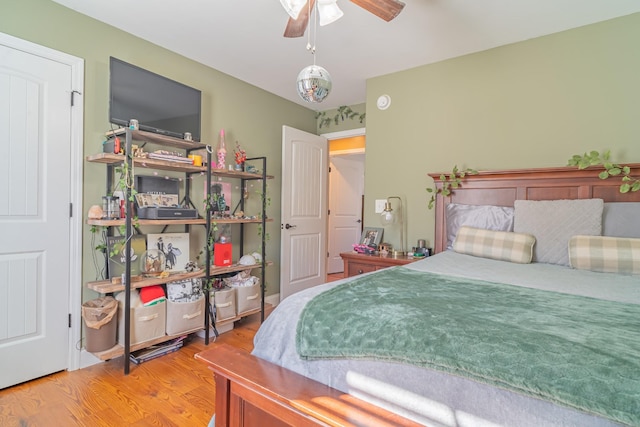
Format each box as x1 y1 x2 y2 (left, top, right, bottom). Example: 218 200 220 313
296 65 332 103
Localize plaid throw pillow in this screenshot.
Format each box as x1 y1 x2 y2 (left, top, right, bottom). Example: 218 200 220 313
453 226 536 264
569 235 640 275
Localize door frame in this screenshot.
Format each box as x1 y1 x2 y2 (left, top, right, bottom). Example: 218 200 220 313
321 127 366 273
1 32 85 372
321 127 366 155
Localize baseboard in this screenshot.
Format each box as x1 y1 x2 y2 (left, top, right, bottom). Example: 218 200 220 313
265 293 279 308
80 349 103 369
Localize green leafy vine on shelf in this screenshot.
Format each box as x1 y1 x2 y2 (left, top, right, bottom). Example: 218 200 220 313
316 106 366 129
426 166 478 209
90 225 107 280
256 182 271 251
567 150 640 193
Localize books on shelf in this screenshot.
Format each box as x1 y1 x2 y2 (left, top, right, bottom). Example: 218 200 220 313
147 152 193 164
129 336 187 364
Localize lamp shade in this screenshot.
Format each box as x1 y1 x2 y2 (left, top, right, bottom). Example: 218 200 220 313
318 0 344 26
296 65 332 103
280 0 307 19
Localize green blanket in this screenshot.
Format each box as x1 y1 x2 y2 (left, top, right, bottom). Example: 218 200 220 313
296 267 640 426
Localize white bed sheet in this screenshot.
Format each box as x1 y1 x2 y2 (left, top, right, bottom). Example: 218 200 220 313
253 251 638 427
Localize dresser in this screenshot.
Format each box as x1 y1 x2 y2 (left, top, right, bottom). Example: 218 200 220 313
340 251 418 277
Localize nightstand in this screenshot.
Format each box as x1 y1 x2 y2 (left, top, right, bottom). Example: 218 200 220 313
340 252 419 278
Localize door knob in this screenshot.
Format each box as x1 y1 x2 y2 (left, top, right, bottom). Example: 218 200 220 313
285 223 297 229
356 219 362 223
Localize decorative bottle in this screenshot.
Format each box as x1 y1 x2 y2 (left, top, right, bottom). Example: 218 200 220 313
217 129 227 169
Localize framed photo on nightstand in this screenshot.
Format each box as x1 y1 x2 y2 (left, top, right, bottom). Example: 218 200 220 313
360 227 383 247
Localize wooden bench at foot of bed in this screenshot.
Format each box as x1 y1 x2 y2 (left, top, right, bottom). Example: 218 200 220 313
195 344 423 427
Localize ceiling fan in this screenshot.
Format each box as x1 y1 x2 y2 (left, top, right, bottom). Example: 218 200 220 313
281 0 406 38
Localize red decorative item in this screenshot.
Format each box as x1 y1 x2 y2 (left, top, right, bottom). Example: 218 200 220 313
234 142 246 165
214 243 232 266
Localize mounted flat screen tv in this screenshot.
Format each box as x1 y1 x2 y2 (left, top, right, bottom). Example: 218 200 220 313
109 57 202 141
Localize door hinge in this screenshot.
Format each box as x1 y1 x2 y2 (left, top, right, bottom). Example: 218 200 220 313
69 203 73 218
328 209 330 215
70 90 82 106
68 313 72 328
329 166 332 173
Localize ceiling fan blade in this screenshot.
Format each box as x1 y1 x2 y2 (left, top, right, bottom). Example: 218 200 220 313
283 0 316 38
349 0 405 22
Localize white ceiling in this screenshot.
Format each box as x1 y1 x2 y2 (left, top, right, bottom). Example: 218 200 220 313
52 0 640 111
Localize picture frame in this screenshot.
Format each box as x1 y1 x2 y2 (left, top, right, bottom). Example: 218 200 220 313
147 233 190 273
204 181 232 214
360 227 384 247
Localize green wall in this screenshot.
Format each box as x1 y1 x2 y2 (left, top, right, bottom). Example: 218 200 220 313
364 13 640 251
1 0 317 299
3 1 639 300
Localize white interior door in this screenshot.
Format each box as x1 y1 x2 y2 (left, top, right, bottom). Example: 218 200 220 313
280 126 328 301
0 36 77 388
327 155 364 273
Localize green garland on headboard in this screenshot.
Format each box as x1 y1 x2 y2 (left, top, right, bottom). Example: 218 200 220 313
568 150 640 193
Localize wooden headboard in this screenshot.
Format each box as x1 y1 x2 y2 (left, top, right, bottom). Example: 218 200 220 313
428 164 640 254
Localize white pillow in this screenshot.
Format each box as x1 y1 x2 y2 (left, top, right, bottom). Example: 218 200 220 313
514 199 603 266
445 203 514 250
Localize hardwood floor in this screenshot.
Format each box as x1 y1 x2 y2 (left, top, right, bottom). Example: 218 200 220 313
0 313 263 427
0 275 347 427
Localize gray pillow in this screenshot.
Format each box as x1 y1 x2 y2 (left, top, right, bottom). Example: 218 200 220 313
514 199 604 266
603 202 640 238
445 203 514 250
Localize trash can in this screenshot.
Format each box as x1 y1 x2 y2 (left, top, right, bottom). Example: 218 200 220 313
82 296 118 352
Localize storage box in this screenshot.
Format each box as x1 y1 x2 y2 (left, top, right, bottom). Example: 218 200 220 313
211 287 236 322
166 295 205 335
235 281 261 315
118 301 166 345
214 243 232 266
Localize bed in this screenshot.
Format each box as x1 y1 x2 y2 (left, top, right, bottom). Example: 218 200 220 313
196 164 640 427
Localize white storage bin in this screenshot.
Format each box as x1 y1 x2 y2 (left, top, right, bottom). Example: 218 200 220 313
235 280 261 315
211 287 236 322
118 300 166 345
166 295 205 335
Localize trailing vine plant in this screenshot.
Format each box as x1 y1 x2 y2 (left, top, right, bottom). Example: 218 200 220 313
90 225 108 280
426 166 478 209
256 181 271 251
567 150 640 193
316 105 366 129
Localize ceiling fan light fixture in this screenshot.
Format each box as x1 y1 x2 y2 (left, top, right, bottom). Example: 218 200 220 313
296 64 332 103
318 0 344 26
280 0 307 19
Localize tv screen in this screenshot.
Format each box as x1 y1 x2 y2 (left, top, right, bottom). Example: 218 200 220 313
109 57 202 141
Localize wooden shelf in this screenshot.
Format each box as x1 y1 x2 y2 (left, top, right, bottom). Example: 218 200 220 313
89 127 272 374
93 326 203 361
92 304 269 361
86 152 273 179
87 262 273 294
87 218 272 227
215 306 264 328
105 128 207 151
